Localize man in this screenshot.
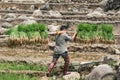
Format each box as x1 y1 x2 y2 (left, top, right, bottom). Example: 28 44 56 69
47 25 77 77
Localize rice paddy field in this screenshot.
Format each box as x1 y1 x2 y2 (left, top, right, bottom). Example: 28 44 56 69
0 0 120 80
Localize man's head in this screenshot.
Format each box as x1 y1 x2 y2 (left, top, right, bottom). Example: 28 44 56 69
60 25 69 31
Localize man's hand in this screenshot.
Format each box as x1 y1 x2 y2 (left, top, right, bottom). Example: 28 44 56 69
72 31 78 40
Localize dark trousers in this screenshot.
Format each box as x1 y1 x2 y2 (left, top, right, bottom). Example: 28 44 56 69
47 51 70 76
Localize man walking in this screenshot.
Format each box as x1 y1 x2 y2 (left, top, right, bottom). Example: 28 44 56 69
47 25 77 77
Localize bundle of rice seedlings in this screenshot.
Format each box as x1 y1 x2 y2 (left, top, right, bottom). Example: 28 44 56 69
76 23 115 44
33 31 41 43
101 24 115 44
9 30 19 46
6 23 48 46
19 32 28 45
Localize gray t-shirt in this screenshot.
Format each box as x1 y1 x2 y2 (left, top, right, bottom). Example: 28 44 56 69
54 32 72 54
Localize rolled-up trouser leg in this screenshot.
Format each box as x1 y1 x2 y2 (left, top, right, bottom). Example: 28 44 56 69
63 54 70 75
47 58 57 77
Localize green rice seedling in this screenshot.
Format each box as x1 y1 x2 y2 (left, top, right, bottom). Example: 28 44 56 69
17 24 27 32
91 24 98 31
84 24 93 32
77 23 85 32
38 23 47 32
0 73 38 80
40 31 48 39
76 23 115 44
107 33 115 40
19 32 28 44
101 24 113 33
27 32 34 39
77 31 85 39
0 62 48 71
9 30 19 40
33 31 41 43
33 23 40 31
6 28 17 35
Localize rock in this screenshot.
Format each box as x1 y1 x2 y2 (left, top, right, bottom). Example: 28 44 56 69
1 22 13 28
48 10 62 17
47 23 60 32
115 49 120 55
4 13 16 19
87 7 106 17
85 64 114 80
0 27 7 35
26 17 35 19
40 76 49 80
103 55 119 62
117 10 120 14
0 15 2 19
21 19 37 25
107 10 115 16
99 0 108 6
40 4 50 10
40 3 50 10
29 5 35 10
11 6 17 10
32 10 43 17
34 0 45 3
104 0 120 11
18 15 27 19
63 72 80 80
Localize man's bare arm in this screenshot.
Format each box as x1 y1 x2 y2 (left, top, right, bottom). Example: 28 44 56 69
72 32 77 40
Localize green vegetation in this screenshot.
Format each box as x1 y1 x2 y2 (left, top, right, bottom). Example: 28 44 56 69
6 23 48 46
0 62 48 80
0 73 38 80
0 62 48 71
76 23 115 44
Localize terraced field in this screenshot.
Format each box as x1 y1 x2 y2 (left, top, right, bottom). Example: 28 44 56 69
0 0 120 80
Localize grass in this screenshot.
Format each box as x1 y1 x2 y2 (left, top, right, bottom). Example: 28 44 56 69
0 62 48 72
0 73 38 80
0 62 87 80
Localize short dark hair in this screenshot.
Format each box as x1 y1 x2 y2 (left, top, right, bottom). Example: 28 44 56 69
60 25 69 31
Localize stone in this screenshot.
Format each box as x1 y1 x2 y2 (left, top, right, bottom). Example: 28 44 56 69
87 7 106 17
40 4 50 10
26 17 35 19
63 72 80 80
29 5 35 10
11 6 17 10
103 55 119 62
34 0 45 3
18 15 27 19
1 22 13 28
40 76 49 80
4 13 16 19
0 15 2 19
0 27 7 35
48 10 62 17
21 19 37 25
117 10 120 14
104 0 120 11
107 10 115 16
32 10 43 17
99 0 108 6
85 64 114 80
47 23 60 32
115 49 120 55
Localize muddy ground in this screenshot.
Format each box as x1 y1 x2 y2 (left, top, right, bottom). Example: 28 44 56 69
0 46 119 66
